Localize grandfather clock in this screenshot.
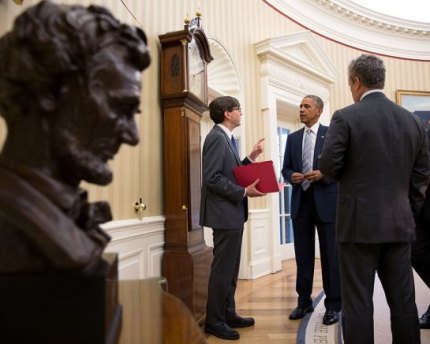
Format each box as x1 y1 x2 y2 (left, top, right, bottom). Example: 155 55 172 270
159 13 213 322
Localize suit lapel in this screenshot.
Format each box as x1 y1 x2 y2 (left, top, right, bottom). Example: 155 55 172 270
214 126 241 165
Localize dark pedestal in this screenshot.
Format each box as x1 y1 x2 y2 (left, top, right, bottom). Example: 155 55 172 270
0 253 121 344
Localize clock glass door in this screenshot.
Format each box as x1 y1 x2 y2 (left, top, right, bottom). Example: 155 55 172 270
188 38 205 100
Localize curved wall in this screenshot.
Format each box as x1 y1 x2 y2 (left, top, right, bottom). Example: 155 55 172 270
0 0 429 221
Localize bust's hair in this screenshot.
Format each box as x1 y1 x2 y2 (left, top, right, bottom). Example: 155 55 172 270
209 96 240 124
348 54 385 89
0 0 150 122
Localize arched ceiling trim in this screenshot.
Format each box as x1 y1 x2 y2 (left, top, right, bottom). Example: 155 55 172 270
264 0 430 61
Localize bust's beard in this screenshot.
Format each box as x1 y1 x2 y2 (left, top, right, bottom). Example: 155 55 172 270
54 143 113 187
67 148 113 186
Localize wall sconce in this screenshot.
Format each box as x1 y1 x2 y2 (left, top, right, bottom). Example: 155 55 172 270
13 0 24 5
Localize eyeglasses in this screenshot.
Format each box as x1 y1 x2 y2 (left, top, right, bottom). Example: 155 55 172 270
231 107 242 112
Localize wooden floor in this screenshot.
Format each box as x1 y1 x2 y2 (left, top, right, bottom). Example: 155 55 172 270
118 257 428 343
205 259 323 343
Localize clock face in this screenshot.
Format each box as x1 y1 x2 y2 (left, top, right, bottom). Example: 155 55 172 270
188 38 205 100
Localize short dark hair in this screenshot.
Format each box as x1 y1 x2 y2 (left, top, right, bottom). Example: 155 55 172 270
348 54 385 89
0 0 150 122
209 96 240 124
303 95 324 110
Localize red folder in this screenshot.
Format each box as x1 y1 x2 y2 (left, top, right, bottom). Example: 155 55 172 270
233 160 283 193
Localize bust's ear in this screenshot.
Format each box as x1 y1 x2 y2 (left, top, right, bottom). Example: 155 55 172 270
38 93 56 112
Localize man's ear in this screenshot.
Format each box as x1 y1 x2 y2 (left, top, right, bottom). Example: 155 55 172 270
352 76 361 90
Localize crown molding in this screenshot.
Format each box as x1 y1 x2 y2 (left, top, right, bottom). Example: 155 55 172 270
264 0 430 60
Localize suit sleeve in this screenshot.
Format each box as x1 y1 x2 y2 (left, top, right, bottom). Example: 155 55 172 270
202 133 245 203
242 157 251 166
319 110 349 181
281 134 295 184
410 126 430 217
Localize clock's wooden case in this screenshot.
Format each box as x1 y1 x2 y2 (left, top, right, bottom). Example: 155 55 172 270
159 17 213 322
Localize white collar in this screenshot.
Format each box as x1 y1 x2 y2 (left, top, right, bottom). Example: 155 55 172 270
217 123 234 139
361 89 384 101
305 122 320 134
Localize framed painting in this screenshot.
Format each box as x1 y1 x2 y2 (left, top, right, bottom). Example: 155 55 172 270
396 90 430 129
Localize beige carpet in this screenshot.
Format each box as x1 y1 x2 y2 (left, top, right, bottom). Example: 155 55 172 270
300 271 430 343
373 271 429 343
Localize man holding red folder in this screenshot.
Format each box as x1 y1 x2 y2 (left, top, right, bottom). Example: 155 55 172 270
281 95 341 326
200 96 265 340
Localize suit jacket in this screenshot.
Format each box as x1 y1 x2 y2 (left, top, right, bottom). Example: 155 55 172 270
200 125 250 229
281 124 337 223
0 158 110 272
319 92 430 243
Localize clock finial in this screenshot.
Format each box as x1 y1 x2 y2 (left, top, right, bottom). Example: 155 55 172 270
184 14 190 26
190 10 202 29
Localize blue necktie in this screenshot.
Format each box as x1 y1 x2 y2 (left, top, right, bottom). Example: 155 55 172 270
302 129 313 191
231 136 238 154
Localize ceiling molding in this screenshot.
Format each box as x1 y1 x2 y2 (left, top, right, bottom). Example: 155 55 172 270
264 0 430 60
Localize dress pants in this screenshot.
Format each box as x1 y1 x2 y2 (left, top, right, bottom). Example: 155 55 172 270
206 227 244 325
339 242 420 344
411 214 430 288
292 188 341 311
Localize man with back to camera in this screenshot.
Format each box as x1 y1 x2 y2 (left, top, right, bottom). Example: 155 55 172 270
281 95 341 326
0 0 150 273
319 54 430 343
200 96 266 340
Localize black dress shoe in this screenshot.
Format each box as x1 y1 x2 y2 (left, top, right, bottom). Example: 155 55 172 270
322 310 339 325
205 323 240 340
226 315 255 328
289 306 314 320
419 308 430 329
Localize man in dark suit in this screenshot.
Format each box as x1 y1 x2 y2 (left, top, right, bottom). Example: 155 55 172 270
200 96 266 340
412 129 430 329
281 95 341 326
319 54 430 344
